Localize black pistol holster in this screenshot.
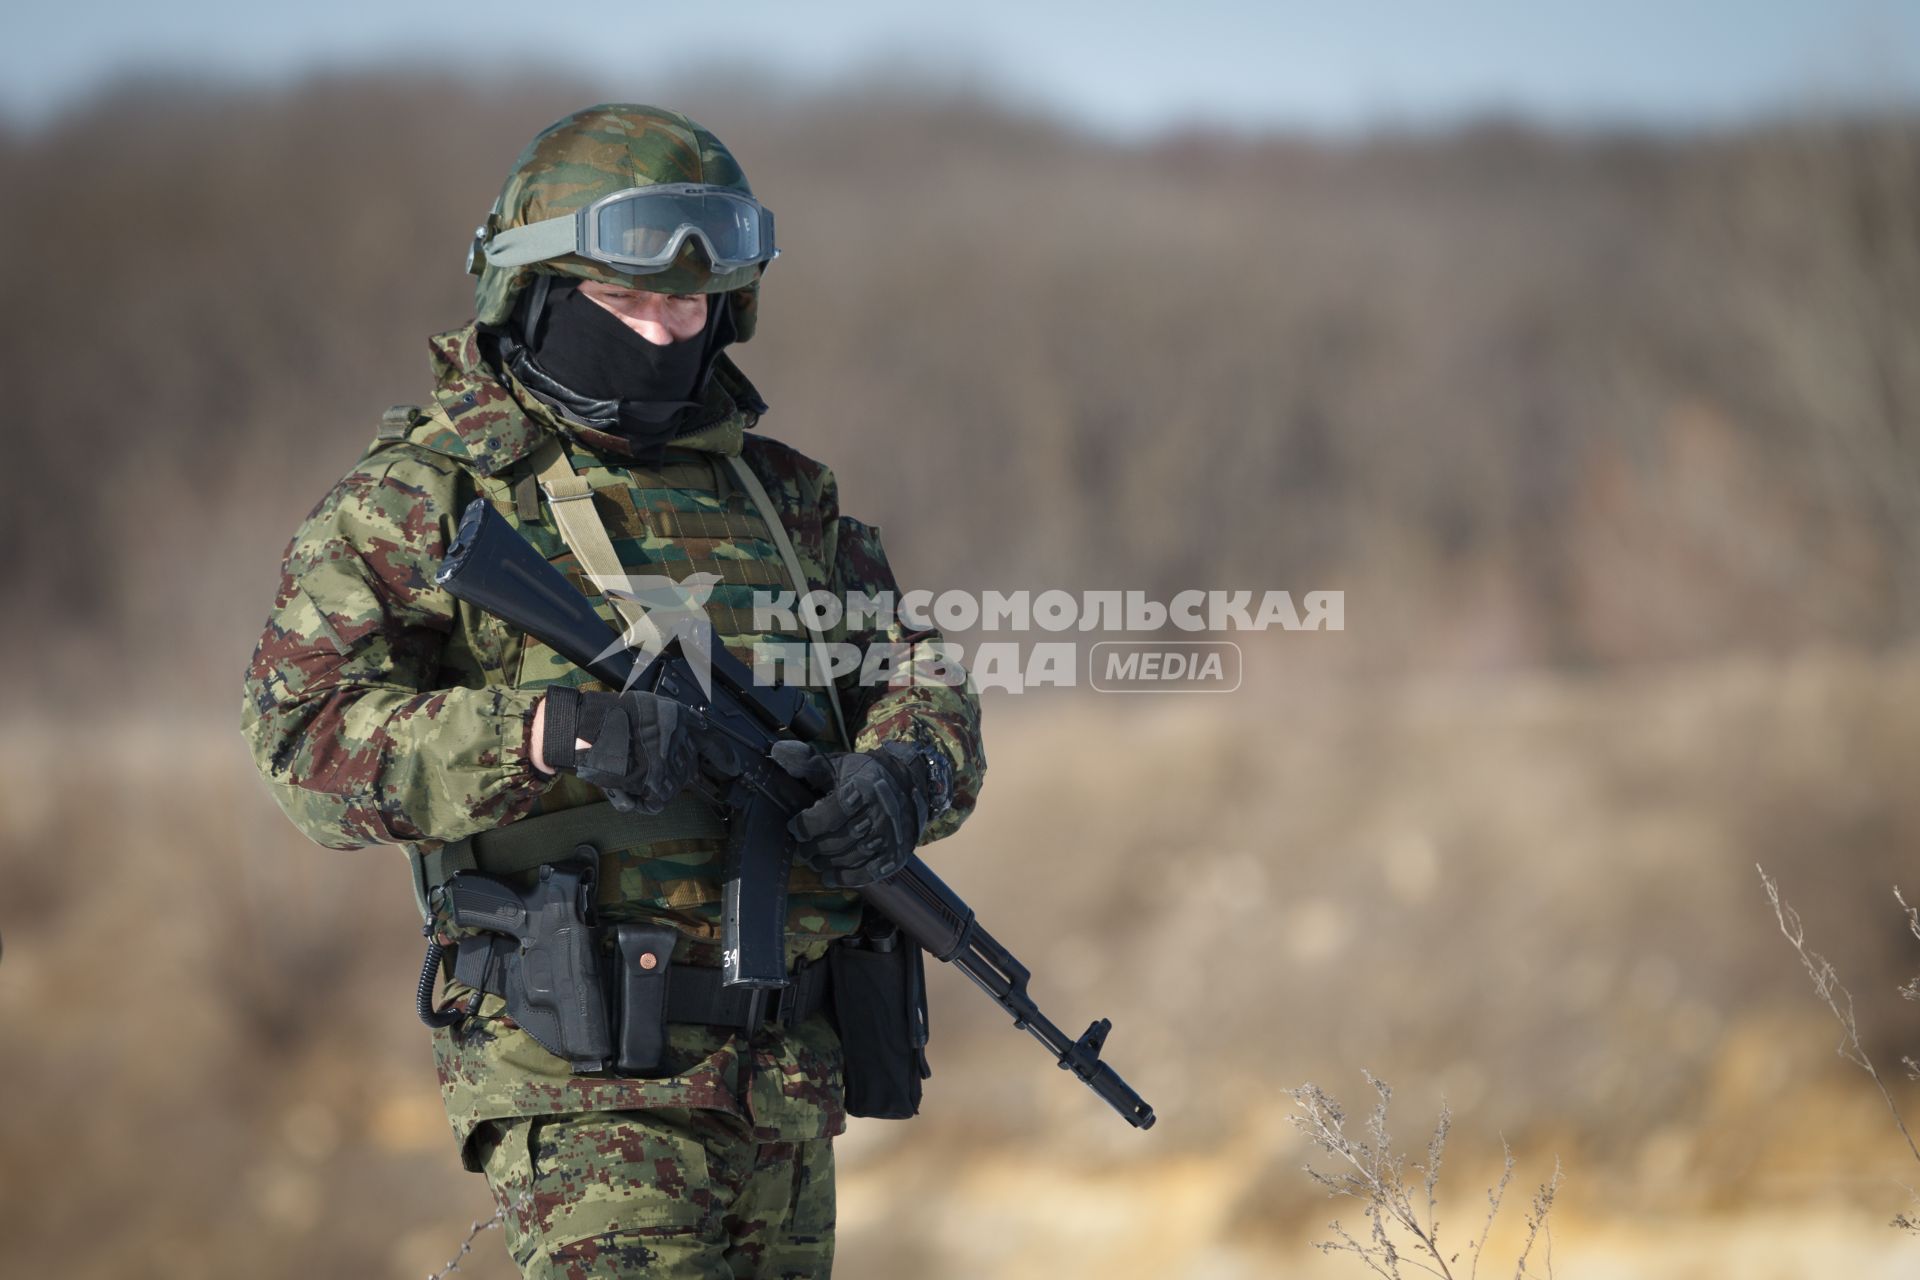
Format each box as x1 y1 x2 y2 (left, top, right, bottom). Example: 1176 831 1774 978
445 866 684 1076
442 849 626 1072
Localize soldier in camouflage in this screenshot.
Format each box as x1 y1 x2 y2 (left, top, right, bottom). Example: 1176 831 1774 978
241 104 986 1278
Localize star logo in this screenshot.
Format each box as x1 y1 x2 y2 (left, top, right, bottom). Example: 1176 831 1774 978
586 570 723 696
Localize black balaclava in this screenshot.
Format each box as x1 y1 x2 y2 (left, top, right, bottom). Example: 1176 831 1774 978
503 276 737 450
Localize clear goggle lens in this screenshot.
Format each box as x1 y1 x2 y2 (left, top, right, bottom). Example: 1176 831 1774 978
478 184 778 277
590 187 772 271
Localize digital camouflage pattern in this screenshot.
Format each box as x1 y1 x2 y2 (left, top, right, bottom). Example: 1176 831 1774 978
240 318 985 1156
436 987 848 1166
473 104 768 334
476 1106 833 1278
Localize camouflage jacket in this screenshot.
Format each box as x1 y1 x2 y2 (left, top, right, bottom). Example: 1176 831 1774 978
240 322 985 1157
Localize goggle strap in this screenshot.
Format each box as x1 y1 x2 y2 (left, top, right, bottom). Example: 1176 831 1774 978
483 214 581 269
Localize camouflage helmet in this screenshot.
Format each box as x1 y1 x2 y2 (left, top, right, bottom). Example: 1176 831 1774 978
470 104 768 341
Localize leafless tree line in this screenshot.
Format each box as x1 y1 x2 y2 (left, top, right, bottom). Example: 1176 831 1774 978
1 78 1916 691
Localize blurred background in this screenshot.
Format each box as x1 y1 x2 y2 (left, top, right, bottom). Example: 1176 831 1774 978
5 2 1920 1276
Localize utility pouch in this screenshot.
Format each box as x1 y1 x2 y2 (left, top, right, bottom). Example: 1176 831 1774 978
829 919 931 1119
445 856 612 1073
612 923 679 1075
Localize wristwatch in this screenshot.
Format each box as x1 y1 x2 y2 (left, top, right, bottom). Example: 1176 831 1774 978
911 737 955 820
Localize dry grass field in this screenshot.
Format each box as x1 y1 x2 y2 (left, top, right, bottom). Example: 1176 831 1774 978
5 645 1920 1276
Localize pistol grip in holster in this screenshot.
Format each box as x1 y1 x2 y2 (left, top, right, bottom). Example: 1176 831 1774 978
446 859 613 1073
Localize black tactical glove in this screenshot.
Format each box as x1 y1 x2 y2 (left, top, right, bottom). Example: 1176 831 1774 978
541 686 700 814
769 740 949 887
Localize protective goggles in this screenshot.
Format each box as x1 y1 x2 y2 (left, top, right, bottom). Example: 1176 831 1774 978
472 184 777 277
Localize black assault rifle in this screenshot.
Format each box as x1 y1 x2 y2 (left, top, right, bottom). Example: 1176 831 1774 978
436 498 1155 1130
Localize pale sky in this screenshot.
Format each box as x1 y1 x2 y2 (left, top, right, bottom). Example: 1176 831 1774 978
4 1 1915 136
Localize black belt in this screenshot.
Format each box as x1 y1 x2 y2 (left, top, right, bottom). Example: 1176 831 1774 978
451 934 834 1031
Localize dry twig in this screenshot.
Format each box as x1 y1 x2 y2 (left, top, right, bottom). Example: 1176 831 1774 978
428 1195 525 1279
1288 1073 1559 1278
1759 865 1920 1232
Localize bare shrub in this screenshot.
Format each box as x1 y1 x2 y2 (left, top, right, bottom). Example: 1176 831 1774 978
1289 1072 1560 1278
1760 865 1920 1232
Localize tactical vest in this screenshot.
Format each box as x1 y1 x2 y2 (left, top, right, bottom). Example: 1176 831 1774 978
388 401 864 958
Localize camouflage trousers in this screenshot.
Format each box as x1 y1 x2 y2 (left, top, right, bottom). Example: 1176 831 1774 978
474 1107 835 1279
